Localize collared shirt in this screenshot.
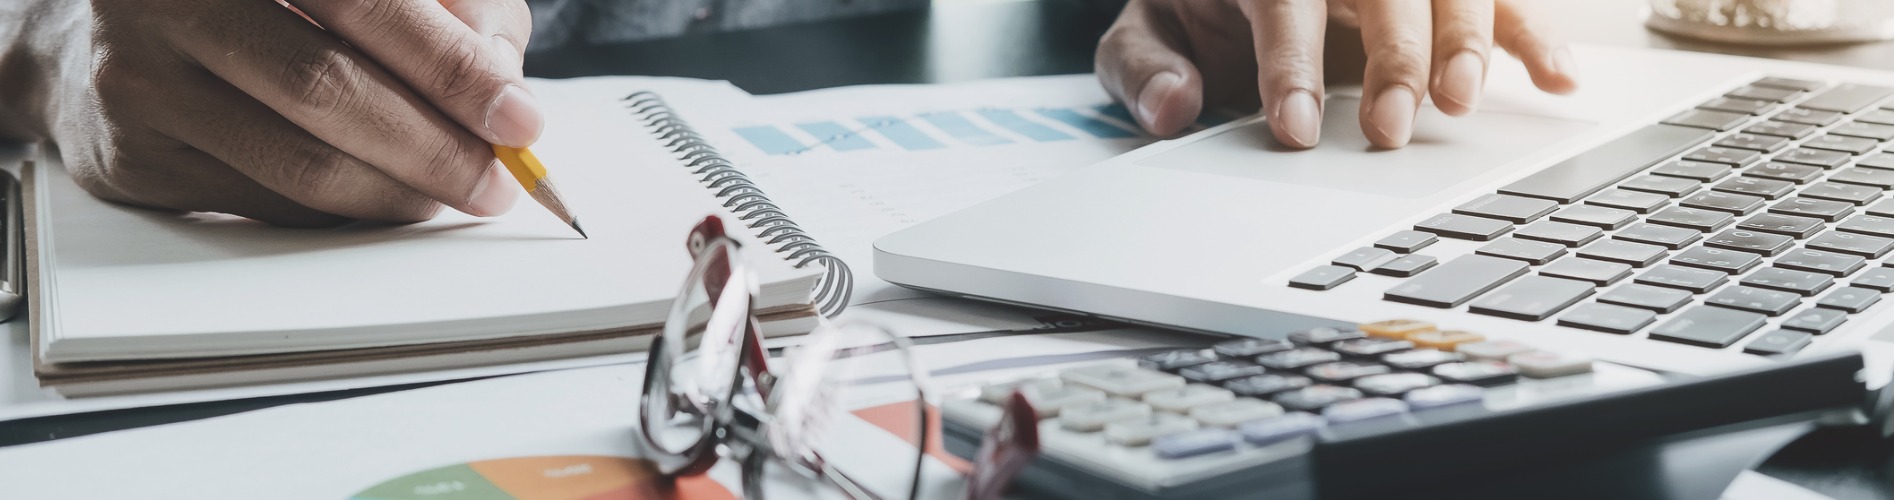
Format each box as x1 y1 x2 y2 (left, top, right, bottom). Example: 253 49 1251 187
524 0 930 53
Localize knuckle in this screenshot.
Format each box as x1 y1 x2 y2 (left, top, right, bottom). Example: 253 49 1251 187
281 47 360 116
420 43 498 105
279 146 354 205
416 135 486 190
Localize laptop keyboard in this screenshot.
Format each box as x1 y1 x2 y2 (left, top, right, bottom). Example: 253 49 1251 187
1291 77 1894 354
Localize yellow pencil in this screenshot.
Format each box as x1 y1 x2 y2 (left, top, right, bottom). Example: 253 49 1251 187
492 145 587 238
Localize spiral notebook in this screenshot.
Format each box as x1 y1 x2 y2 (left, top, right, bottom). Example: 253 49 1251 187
28 81 851 395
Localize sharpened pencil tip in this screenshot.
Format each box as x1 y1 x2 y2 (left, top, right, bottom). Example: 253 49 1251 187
570 219 588 239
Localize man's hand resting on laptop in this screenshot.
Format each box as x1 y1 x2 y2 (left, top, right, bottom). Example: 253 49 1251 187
0 0 540 226
1097 0 1580 149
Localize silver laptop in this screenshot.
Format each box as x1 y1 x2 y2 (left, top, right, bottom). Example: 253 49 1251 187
875 45 1893 381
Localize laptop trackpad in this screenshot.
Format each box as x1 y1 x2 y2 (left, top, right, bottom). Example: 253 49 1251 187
1135 97 1594 198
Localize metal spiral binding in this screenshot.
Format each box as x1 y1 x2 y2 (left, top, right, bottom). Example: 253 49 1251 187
622 91 853 317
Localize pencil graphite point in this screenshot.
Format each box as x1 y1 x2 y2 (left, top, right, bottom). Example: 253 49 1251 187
570 219 588 239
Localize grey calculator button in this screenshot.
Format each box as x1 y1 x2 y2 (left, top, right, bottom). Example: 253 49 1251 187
1649 206 1735 232
1772 108 1843 127
1615 223 1702 250
1384 255 1530 308
1498 124 1711 203
1143 384 1238 413
1739 267 1834 296
1289 265 1357 290
1334 247 1399 272
1179 361 1268 384
1836 215 1894 238
1238 413 1325 446
1815 287 1882 313
1104 413 1199 447
1372 254 1439 277
1803 134 1880 155
1514 221 1603 247
1469 275 1596 321
1752 77 1826 92
1706 229 1796 256
1635 265 1729 293
1540 256 1634 286
1681 190 1767 216
1257 348 1343 370
1224 374 1312 398
1587 189 1670 214
1797 84 1892 114
1415 213 1514 241
1455 193 1560 223
1061 365 1187 397
1851 267 1894 292
1650 306 1767 348
1830 167 1894 190
1188 399 1286 428
1775 249 1867 277
1671 246 1763 274
1323 398 1409 425
1578 239 1669 267
1832 122 1894 141
1380 349 1465 370
1699 97 1776 115
1599 283 1693 313
1743 329 1813 356
1305 361 1394 384
1665 109 1750 131
1800 182 1883 205
1139 350 1218 371
1775 148 1851 169
1557 302 1657 334
1625 173 1707 194
1353 373 1440 398
1477 238 1568 265
1727 85 1803 103
1375 230 1438 253
1737 213 1824 238
1742 121 1817 139
1871 197 1895 217
1780 308 1849 334
1714 133 1789 152
1706 286 1802 316
1684 146 1761 166
1403 384 1486 411
1213 338 1294 358
1331 338 1416 358
1806 230 1893 258
1768 197 1854 221
1745 162 1825 184
1271 385 1366 412
1286 327 1365 345
1059 398 1152 432
1151 428 1238 459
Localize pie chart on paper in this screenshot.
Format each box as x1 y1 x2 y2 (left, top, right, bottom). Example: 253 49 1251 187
351 455 733 500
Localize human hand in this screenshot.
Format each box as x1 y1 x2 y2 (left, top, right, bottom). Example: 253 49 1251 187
1096 0 1579 149
3 0 538 226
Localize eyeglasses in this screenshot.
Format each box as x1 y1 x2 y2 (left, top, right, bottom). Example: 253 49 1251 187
638 216 1041 500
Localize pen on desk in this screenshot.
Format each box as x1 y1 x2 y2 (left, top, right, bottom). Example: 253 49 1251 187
491 145 587 238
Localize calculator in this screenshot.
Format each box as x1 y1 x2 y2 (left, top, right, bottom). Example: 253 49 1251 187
938 319 1868 499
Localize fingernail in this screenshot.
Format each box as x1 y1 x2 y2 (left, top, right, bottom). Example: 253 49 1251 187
1136 72 1183 130
1369 87 1417 148
1276 91 1321 148
485 85 544 148
464 163 519 217
1550 46 1578 80
1439 50 1484 110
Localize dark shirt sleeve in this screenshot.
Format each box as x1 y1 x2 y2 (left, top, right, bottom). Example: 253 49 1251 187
524 0 931 53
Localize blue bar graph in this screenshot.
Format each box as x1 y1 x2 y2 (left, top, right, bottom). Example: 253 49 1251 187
858 116 945 151
1094 104 1138 127
733 126 808 156
975 110 1073 142
919 112 1012 146
1037 109 1138 139
795 121 877 151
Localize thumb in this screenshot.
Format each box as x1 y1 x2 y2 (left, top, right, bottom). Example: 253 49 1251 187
439 0 535 81
1095 6 1203 136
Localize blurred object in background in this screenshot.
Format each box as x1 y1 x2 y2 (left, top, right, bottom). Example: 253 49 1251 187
1646 0 1895 45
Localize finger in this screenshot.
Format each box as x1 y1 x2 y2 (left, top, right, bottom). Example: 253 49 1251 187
438 0 535 80
1095 2 1204 136
290 0 543 147
1428 0 1492 116
1495 0 1578 95
169 0 518 217
82 134 351 227
1240 0 1328 149
1355 0 1434 149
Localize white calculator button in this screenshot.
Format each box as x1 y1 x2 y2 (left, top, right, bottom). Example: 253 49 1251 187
1059 399 1153 432
1104 413 1200 446
1142 384 1236 413
1188 399 1286 428
979 378 1062 405
1060 364 1187 397
1322 398 1409 425
1455 340 1537 361
1507 351 1596 378
1403 384 1486 411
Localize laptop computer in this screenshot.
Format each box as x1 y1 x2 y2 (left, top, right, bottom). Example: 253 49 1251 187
875 45 1893 382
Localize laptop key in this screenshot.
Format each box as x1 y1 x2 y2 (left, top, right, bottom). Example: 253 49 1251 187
1830 167 1894 189
1771 108 1843 127
1334 247 1399 272
1636 265 1729 293
1699 97 1776 115
1742 330 1812 356
1455 193 1560 223
1800 182 1883 205
1775 148 1852 169
1615 223 1702 249
1650 306 1767 348
1551 205 1638 230
1837 215 1894 238
1670 246 1763 274
1706 229 1796 256
1776 249 1867 277
1648 206 1735 232
1683 146 1760 166
1862 153 1896 170
1587 189 1669 214
1375 230 1438 253
1871 198 1894 217
1649 160 1740 182
1540 257 1633 286
1415 213 1514 241
1713 177 1795 199
1289 265 1357 290
1665 109 1750 131
1768 197 1854 221
1714 133 1789 152
1384 255 1530 308
1851 267 1894 292
1804 134 1879 155
1372 254 1439 277
1739 267 1834 296
1681 191 1766 215
1498 124 1712 203
1579 239 1669 267
1469 275 1596 321
1797 83 1892 113
1743 162 1824 184
1815 287 1881 313
1752 77 1825 91
1781 308 1849 334
1599 283 1693 313
1742 121 1817 139
1708 286 1802 316
1737 213 1825 238
1557 302 1657 334
1861 109 1897 125
1807 230 1893 258
1515 221 1603 247
1832 122 1894 141
1727 85 1803 102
